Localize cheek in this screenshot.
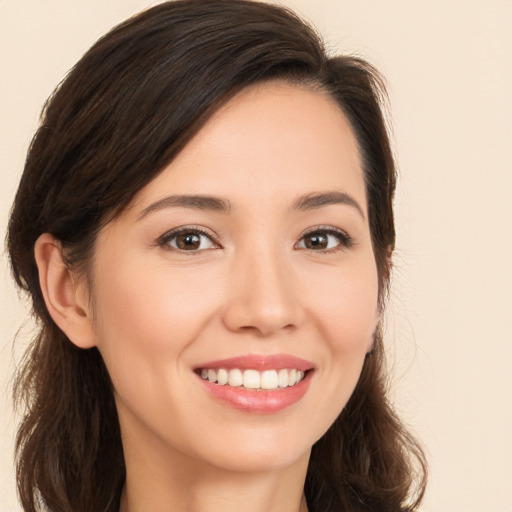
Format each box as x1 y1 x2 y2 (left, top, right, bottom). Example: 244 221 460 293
307 263 379 410
304 260 380 355
90 257 226 399
93 259 216 346
89 260 225 440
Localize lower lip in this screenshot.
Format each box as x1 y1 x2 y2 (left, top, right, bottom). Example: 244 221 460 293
197 372 313 413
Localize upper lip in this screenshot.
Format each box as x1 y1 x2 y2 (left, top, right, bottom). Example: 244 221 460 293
194 353 315 372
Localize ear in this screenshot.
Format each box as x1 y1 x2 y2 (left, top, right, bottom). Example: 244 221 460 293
34 233 97 349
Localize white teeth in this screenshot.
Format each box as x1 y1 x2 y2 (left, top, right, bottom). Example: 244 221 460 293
278 369 289 388
228 368 243 387
260 370 278 390
243 369 260 389
200 368 307 390
217 368 229 385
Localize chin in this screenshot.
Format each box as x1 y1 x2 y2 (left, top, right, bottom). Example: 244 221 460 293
188 422 317 474
204 444 311 475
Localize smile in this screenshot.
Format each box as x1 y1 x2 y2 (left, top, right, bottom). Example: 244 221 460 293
199 368 306 390
194 354 314 413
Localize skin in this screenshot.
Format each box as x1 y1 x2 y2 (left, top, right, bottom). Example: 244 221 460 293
36 82 380 512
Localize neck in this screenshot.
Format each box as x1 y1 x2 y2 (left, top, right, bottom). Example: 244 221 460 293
120 472 309 512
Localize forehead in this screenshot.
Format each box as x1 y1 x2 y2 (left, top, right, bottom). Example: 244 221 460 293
131 81 366 213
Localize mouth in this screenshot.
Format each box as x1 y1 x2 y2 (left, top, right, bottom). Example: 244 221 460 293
196 367 309 391
193 354 315 413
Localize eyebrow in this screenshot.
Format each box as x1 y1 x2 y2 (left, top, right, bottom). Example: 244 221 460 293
138 194 231 220
292 191 365 218
137 190 365 220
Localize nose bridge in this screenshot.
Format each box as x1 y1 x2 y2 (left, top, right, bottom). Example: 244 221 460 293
222 242 302 336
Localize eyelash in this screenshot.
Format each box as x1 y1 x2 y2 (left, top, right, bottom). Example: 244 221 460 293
156 225 354 254
156 226 220 253
295 226 354 253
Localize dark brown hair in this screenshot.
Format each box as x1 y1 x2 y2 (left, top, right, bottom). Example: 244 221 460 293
7 1 426 511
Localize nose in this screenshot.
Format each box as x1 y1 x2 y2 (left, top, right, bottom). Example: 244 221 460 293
222 248 304 337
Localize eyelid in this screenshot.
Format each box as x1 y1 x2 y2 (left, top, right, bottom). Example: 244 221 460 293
156 225 221 251
295 225 354 251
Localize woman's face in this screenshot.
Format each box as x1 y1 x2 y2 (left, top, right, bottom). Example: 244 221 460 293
88 82 380 474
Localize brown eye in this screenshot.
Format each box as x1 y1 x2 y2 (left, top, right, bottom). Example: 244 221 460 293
303 233 328 249
296 228 352 251
161 229 217 252
176 232 201 250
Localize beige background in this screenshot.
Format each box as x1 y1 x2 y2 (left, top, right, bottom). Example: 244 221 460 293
1 1 511 510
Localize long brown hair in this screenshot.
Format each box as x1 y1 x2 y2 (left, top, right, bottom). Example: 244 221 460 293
7 1 427 511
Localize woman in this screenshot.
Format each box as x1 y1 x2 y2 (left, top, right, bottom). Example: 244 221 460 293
7 1 427 511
